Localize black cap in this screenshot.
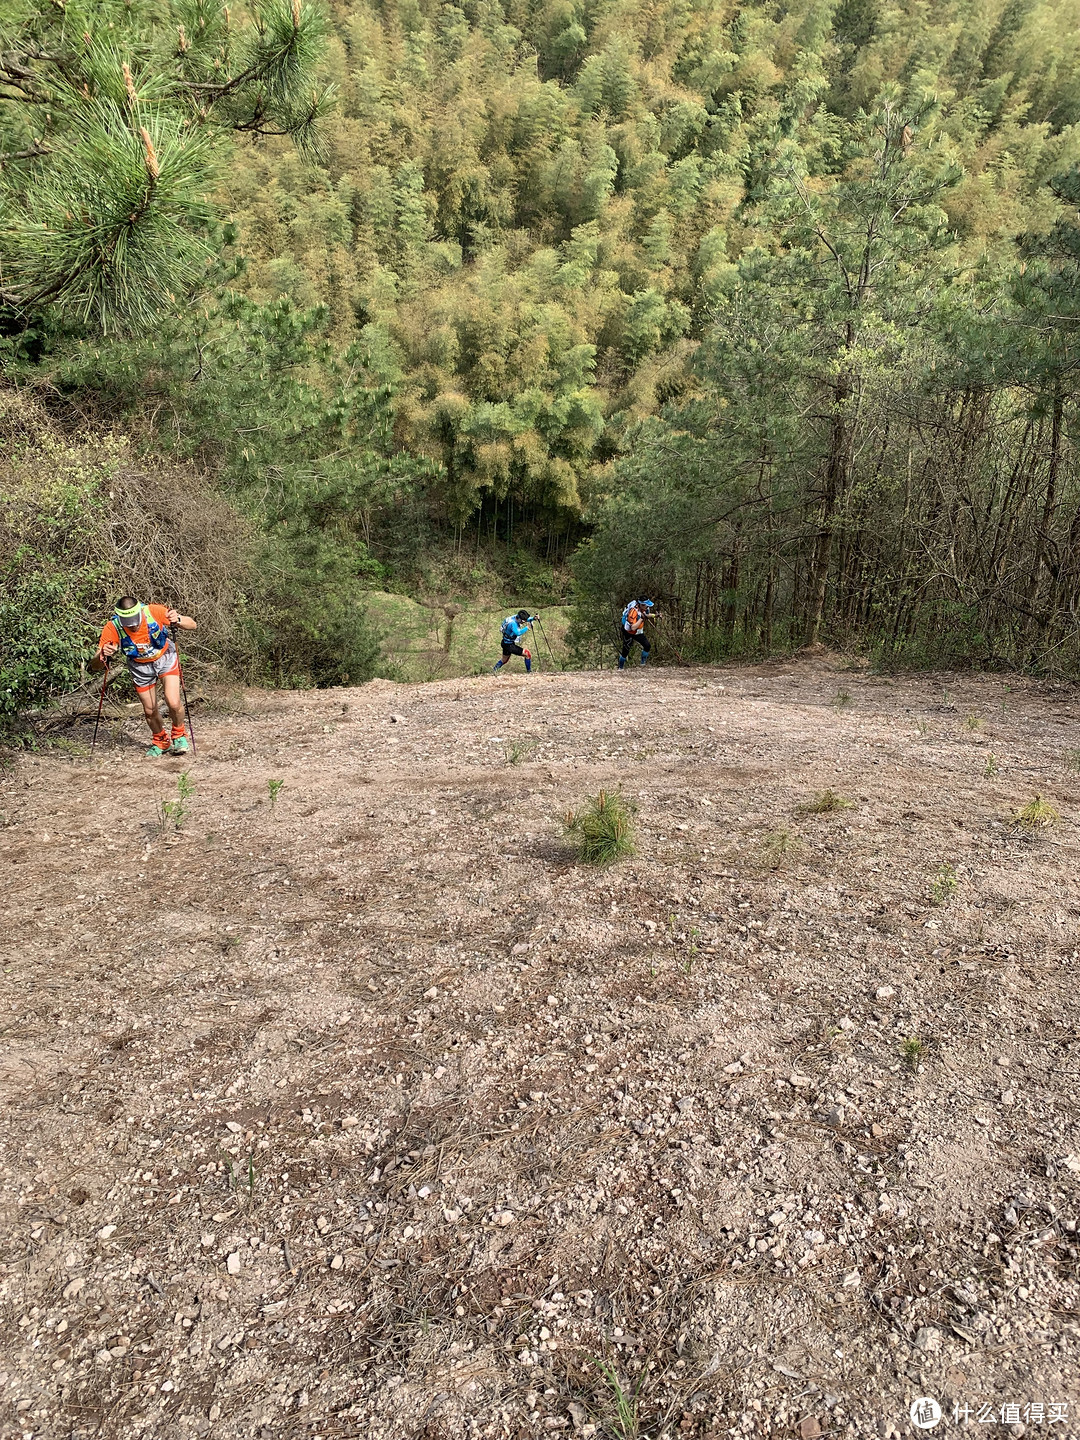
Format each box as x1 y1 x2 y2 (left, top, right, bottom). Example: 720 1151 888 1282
516 610 530 621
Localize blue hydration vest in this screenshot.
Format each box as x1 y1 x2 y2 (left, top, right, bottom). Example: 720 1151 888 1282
113 606 171 662
502 615 530 644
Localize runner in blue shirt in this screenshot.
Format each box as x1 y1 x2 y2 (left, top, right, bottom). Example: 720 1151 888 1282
493 610 536 673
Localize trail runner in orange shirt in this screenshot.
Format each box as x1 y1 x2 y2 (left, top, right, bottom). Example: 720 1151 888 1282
92 596 197 758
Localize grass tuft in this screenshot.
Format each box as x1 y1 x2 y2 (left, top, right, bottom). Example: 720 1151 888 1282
504 737 537 766
929 862 957 906
797 788 854 815
901 1036 925 1070
760 826 804 870
964 713 984 733
158 769 195 832
592 1358 645 1440
564 789 636 866
267 777 285 810
831 688 853 710
1013 794 1059 830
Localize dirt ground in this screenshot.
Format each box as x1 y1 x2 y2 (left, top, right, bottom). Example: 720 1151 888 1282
2 654 1080 1440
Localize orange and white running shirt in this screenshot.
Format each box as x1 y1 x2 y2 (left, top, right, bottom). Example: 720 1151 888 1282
98 604 172 657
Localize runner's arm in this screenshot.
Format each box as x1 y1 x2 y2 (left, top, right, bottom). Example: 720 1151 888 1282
92 623 119 670
165 609 197 630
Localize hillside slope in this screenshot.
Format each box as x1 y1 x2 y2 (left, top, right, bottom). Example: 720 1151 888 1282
2 657 1080 1439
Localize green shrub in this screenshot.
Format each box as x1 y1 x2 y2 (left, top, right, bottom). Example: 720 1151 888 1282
564 789 636 865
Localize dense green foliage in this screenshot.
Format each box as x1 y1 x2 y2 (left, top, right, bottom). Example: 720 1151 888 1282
6 0 1080 702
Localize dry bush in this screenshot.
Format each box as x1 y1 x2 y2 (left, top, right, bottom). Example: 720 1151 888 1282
0 387 256 712
104 456 256 673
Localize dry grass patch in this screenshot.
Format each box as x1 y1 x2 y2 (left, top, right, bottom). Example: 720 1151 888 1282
796 788 854 815
1013 794 1059 830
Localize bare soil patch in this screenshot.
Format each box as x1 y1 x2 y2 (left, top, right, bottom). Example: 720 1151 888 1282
2 655 1080 1439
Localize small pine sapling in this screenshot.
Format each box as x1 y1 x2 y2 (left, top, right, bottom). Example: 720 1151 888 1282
901 1037 925 1070
760 827 804 870
1013 794 1059 830
564 790 636 866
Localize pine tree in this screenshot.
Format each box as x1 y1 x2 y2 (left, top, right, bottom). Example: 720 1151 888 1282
0 0 332 332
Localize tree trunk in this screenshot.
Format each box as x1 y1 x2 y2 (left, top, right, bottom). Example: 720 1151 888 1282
805 365 854 647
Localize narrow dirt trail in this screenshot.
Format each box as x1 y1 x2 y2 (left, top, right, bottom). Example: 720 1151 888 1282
2 657 1079 1440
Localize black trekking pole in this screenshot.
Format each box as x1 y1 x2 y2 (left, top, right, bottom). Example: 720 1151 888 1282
171 624 197 757
90 665 109 755
527 621 540 673
535 615 558 669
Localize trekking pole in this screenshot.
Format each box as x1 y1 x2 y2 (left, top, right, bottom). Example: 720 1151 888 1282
528 622 540 673
535 616 558 669
90 665 109 755
171 624 197 757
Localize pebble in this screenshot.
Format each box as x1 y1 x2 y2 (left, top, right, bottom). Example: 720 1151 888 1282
226 1253 241 1275
97 1225 116 1240
875 986 895 1000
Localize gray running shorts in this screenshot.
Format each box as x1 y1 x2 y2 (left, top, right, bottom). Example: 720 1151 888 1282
128 643 179 693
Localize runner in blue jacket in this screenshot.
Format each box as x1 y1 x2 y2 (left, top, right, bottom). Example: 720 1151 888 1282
493 610 536 673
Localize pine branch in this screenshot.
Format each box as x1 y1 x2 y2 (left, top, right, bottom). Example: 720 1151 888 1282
0 140 52 165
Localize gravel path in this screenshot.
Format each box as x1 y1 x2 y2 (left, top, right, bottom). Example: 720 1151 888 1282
2 655 1079 1439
